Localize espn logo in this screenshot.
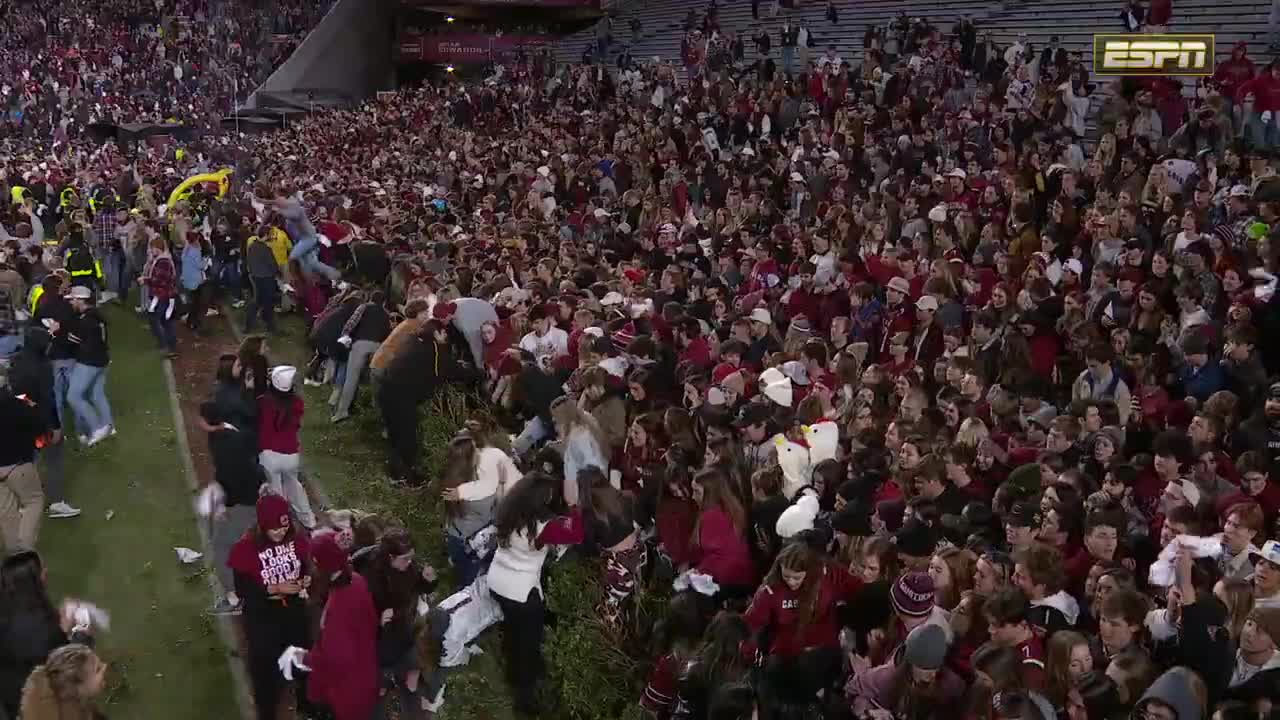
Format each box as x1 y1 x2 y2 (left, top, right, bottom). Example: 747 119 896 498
1093 34 1215 76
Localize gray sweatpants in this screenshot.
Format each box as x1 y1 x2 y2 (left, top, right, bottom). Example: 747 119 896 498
212 504 258 592
259 450 316 528
334 339 380 418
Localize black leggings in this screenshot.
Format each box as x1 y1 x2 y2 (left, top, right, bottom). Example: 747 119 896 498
245 608 310 720
492 588 546 714
761 645 843 709
378 384 420 477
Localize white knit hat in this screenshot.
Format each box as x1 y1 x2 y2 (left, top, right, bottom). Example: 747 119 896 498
760 367 793 407
270 365 298 393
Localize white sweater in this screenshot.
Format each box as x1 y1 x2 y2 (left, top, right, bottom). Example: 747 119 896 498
488 522 552 603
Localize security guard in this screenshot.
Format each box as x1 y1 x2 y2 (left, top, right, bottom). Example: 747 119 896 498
63 233 103 295
59 187 80 213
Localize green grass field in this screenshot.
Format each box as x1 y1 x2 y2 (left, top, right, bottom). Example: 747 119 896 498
229 310 520 720
41 305 238 718
41 303 643 720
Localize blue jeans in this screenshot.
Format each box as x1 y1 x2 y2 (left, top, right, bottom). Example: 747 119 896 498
288 234 341 285
150 298 177 352
512 416 550 456
104 248 129 298
781 46 795 75
215 259 242 300
446 533 484 588
0 334 22 358
52 358 76 432
68 363 113 434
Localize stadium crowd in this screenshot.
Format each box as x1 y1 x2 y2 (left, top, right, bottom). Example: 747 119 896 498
4 1 1280 720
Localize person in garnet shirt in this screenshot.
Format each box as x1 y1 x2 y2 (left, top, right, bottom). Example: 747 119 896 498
983 587 1047 691
227 494 313 720
744 540 863 708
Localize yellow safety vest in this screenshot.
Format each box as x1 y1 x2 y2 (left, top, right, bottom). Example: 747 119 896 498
29 285 44 313
60 188 79 209
10 186 28 205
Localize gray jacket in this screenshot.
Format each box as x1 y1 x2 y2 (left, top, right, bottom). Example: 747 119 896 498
277 198 316 242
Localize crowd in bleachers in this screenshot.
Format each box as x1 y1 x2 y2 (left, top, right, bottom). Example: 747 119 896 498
5 1 1280 720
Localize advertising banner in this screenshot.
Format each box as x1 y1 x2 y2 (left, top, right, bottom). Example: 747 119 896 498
397 33 551 63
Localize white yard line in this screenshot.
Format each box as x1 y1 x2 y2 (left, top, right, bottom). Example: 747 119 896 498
161 356 254 720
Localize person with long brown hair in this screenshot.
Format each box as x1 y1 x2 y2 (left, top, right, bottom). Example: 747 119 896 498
579 466 647 621
744 541 863 712
1046 630 1095 710
929 545 977 612
438 428 520 587
358 527 437 705
689 467 756 598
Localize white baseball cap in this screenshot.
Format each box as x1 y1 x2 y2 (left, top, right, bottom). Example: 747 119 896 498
750 308 772 325
1251 539 1280 568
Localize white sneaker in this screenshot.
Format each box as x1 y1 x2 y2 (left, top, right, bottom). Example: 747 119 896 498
303 377 323 387
48 502 82 519
106 425 118 438
281 283 296 294
87 426 112 446
205 308 220 317
232 300 246 309
337 281 350 292
78 434 90 445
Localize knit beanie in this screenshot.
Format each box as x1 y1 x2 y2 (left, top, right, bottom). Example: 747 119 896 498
311 532 349 575
256 494 291 532
891 571 936 618
904 623 948 670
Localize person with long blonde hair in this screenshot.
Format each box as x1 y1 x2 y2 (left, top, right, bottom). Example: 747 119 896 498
549 395 609 506
19 644 107 720
1213 578 1255 646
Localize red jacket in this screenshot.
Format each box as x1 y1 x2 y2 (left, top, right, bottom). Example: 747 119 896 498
1214 52 1257 100
691 507 756 588
744 565 863 657
679 336 714 370
1237 71 1280 112
1146 0 1172 24
305 573 380 720
258 393 304 455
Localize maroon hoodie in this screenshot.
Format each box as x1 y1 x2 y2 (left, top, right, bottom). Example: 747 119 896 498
304 573 380 720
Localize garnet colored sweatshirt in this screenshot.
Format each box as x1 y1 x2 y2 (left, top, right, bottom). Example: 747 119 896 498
257 393 303 455
744 565 863 657
690 507 756 588
304 573 380 720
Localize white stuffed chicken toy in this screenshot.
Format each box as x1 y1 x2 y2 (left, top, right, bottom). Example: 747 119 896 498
802 421 840 466
774 433 812 500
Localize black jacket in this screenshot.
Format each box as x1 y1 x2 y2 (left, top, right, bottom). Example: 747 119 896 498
208 425 266 507
383 336 471 404
8 331 59 432
31 295 76 361
350 304 392 344
69 308 109 367
0 608 72 718
0 391 46 466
